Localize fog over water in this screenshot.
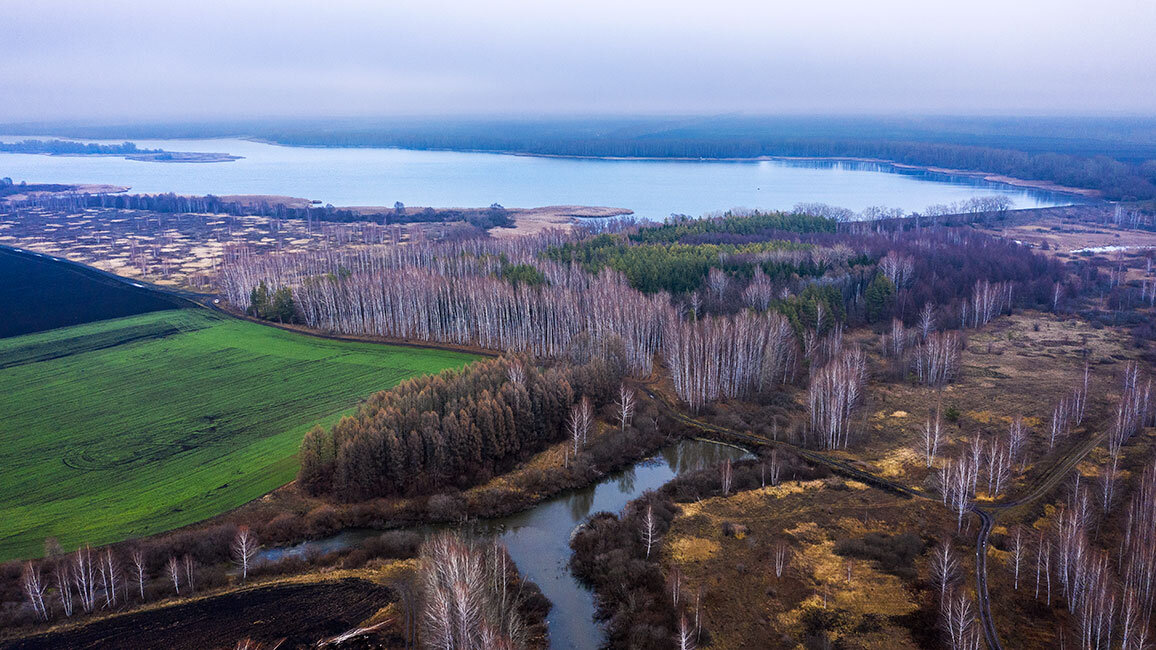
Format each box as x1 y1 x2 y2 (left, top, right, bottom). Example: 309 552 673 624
3 1 1155 121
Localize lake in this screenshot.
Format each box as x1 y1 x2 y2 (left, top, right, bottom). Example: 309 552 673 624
0 136 1076 219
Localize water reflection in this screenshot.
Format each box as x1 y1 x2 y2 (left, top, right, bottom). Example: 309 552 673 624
661 439 746 474
565 487 596 523
614 466 637 496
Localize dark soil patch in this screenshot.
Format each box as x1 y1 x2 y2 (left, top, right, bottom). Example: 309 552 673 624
0 246 187 337
2 578 394 650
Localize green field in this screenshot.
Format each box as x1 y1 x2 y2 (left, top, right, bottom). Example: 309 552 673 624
0 309 477 562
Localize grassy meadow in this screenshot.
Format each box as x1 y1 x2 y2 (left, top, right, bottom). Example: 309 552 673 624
0 309 477 561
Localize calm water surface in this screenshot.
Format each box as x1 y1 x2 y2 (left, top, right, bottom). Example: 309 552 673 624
0 136 1076 218
259 439 751 649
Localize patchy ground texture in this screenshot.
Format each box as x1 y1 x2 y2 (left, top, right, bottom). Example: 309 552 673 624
0 203 630 290
0 206 420 290
978 207 1156 284
849 311 1141 502
662 479 953 649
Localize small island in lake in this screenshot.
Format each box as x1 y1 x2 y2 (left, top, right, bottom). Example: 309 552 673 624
0 139 241 163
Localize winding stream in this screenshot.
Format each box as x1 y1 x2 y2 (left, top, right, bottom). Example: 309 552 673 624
258 439 750 649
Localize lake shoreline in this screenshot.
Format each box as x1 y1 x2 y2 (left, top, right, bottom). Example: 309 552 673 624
242 137 1102 200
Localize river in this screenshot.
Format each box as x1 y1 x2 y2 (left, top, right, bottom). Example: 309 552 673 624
258 439 750 649
0 136 1077 219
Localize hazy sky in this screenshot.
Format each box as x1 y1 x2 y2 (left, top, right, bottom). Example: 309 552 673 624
3 0 1155 121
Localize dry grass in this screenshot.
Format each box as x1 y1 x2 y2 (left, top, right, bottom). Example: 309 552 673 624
979 212 1156 284
856 311 1139 498
490 205 632 238
662 480 952 649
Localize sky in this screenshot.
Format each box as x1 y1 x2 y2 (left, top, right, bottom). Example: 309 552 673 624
3 0 1155 122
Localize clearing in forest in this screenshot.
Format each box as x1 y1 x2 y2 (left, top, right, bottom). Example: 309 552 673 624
0 308 477 562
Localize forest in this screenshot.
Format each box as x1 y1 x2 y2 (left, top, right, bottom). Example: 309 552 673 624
220 208 1070 411
0 139 162 155
3 191 515 229
297 353 626 499
543 234 818 294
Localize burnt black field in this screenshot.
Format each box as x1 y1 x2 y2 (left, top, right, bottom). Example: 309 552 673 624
0 579 396 650
0 247 187 338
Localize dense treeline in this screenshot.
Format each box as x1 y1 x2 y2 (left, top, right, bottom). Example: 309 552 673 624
629 211 837 243
0 139 161 155
298 354 625 499
222 233 671 374
544 233 813 294
4 191 514 228
862 230 1064 326
664 310 796 411
573 212 1060 332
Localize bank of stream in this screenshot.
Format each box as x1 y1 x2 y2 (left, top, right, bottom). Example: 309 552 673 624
258 439 750 649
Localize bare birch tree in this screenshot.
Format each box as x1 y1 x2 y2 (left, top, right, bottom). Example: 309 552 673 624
942 589 975 650
774 539 789 579
807 346 866 449
912 331 961 387
130 549 147 601
616 385 635 432
183 555 196 594
232 526 259 582
879 250 915 288
21 562 48 621
166 557 181 595
918 302 936 340
419 532 527 649
568 396 593 456
930 537 960 600
1009 525 1024 590
73 545 97 613
99 549 119 608
677 615 697 650
922 404 943 467
742 267 774 311
55 563 74 617
1007 415 1028 471
642 504 658 559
